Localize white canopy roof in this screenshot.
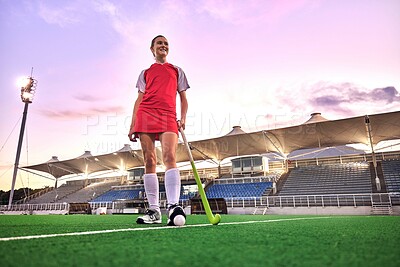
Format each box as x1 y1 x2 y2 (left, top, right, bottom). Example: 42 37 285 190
22 110 400 179
186 111 400 160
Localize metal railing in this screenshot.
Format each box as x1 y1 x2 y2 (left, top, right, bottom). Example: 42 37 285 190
0 202 69 212
223 192 400 208
1 193 398 213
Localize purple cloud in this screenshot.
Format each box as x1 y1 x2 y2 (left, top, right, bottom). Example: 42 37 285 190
73 94 107 102
370 87 400 103
268 82 400 123
38 106 125 120
313 95 344 106
309 83 399 106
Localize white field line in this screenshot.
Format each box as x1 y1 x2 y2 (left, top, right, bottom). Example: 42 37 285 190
0 216 331 242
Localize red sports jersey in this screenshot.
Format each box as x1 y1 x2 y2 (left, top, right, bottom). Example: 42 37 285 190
133 63 189 140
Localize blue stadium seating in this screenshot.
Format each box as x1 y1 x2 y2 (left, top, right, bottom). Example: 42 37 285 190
180 192 197 200
91 189 142 202
279 163 372 195
381 159 400 192
205 182 272 199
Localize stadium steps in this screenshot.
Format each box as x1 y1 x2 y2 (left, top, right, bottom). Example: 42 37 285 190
274 170 291 195
369 162 387 193
370 192 393 215
203 179 215 192
371 203 393 215
262 188 272 197
252 207 269 215
193 179 214 199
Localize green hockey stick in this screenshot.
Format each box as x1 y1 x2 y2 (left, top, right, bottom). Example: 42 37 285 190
179 128 221 225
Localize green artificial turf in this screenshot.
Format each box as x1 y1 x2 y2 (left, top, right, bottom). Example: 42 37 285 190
0 215 399 267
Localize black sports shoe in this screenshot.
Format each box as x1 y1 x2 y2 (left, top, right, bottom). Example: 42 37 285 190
136 209 162 224
167 204 186 226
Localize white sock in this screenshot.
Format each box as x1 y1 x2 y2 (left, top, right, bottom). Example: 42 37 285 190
165 168 181 207
143 173 159 212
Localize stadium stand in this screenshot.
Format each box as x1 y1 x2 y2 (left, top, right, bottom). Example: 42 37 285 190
60 180 121 203
206 182 273 199
15 186 54 204
27 183 84 204
381 159 400 192
278 162 372 195
90 183 195 203
3 151 399 215
91 189 143 202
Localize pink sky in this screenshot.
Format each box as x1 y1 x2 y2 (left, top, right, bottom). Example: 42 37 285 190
0 0 399 191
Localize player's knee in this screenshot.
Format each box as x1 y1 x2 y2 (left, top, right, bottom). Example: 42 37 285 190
163 152 176 168
144 155 157 169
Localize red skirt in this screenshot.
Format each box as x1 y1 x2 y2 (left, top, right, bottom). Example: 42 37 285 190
133 108 178 141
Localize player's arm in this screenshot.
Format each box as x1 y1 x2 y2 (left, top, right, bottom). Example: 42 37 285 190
128 92 144 141
178 90 188 130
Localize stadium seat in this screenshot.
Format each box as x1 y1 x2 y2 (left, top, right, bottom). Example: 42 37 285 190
206 182 272 199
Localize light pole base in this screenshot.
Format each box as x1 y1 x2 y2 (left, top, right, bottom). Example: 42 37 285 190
375 177 381 191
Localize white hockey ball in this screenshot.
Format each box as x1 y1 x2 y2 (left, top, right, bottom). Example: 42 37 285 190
173 214 186 226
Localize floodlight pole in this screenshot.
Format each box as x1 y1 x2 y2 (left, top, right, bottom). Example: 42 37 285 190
8 75 37 209
365 115 381 191
8 102 30 209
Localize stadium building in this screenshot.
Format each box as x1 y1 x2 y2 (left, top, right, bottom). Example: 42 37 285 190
1 111 399 216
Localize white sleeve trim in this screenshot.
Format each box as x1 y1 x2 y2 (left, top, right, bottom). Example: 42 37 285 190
136 69 146 93
174 65 190 92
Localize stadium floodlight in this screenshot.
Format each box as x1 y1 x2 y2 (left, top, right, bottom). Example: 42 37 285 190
8 75 38 209
17 76 37 103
